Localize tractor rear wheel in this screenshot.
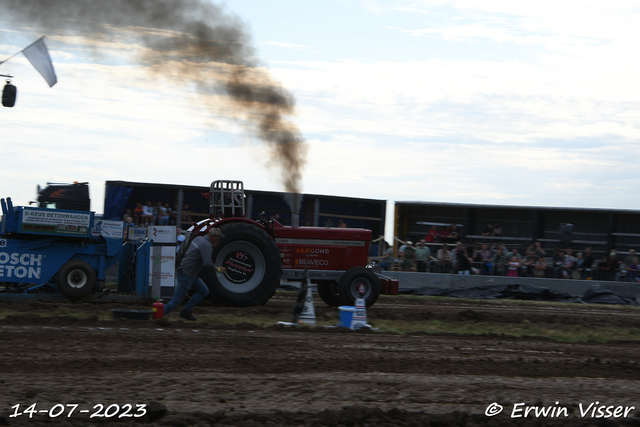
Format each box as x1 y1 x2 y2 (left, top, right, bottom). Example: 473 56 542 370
57 260 96 297
338 267 380 308
200 222 282 306
317 281 342 307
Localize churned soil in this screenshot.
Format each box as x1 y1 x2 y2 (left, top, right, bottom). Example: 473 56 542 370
1 293 640 426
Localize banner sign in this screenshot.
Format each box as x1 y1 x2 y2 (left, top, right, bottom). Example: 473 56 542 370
20 208 92 237
91 220 124 239
149 246 176 298
128 227 148 241
148 226 176 244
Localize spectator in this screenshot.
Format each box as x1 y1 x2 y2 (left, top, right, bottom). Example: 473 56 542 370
121 209 132 221
492 248 507 276
609 250 621 281
436 243 452 273
448 224 460 241
166 203 176 226
456 244 472 275
439 226 451 243
552 248 564 278
595 256 610 281
492 224 502 237
582 247 594 280
451 241 464 264
562 249 576 279
491 242 509 255
623 249 637 281
522 250 537 277
478 244 493 275
378 241 394 271
132 203 143 226
324 218 334 227
627 257 640 283
401 241 416 271
507 256 520 277
573 252 585 279
415 240 431 272
157 202 169 226
425 225 439 244
142 201 155 226
505 248 522 262
534 257 547 278
482 224 494 236
527 241 547 258
123 216 134 241
470 247 482 274
337 219 347 228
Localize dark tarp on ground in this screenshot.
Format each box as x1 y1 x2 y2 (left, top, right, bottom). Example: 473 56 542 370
581 288 639 306
402 283 639 306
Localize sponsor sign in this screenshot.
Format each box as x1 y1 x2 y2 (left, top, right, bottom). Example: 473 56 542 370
91 220 124 239
21 208 91 236
149 246 176 298
223 250 256 284
148 226 176 243
128 227 147 241
0 252 43 279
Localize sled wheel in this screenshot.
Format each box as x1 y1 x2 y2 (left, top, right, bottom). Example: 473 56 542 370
338 267 381 308
200 222 282 306
57 260 96 297
317 281 343 307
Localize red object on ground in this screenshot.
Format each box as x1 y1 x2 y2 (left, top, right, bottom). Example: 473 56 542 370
152 301 164 319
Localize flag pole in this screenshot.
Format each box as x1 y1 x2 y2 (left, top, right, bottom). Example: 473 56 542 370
0 50 22 66
0 36 45 66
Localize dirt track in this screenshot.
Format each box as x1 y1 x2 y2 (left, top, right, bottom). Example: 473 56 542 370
2 294 640 426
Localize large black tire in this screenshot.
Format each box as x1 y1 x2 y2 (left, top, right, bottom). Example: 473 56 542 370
338 267 381 308
200 222 282 306
57 260 97 297
317 281 343 307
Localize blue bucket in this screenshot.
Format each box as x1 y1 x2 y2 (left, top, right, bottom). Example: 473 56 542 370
338 306 355 328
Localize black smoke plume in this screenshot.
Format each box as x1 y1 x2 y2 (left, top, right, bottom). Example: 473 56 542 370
2 0 306 193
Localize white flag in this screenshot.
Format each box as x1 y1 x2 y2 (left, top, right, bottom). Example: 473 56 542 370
21 37 57 87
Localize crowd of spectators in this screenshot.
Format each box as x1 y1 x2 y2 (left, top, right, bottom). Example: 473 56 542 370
375 224 640 283
121 202 192 228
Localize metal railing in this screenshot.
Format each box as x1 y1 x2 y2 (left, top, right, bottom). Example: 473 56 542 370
370 257 637 282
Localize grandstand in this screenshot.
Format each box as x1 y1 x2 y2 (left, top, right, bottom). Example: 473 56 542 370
394 201 640 255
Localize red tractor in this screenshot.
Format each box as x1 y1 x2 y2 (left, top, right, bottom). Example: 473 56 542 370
178 180 383 308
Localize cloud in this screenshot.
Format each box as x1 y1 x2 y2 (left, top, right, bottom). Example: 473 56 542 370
264 41 310 51
392 1 640 58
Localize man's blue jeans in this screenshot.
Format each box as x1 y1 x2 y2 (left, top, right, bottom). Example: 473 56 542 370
164 272 210 316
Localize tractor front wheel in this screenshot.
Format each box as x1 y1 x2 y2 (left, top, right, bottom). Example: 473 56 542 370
57 260 96 297
338 267 380 308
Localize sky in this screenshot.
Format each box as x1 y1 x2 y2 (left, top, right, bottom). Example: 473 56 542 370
2 0 640 241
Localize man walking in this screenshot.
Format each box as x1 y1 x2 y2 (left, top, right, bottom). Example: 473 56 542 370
164 228 227 321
